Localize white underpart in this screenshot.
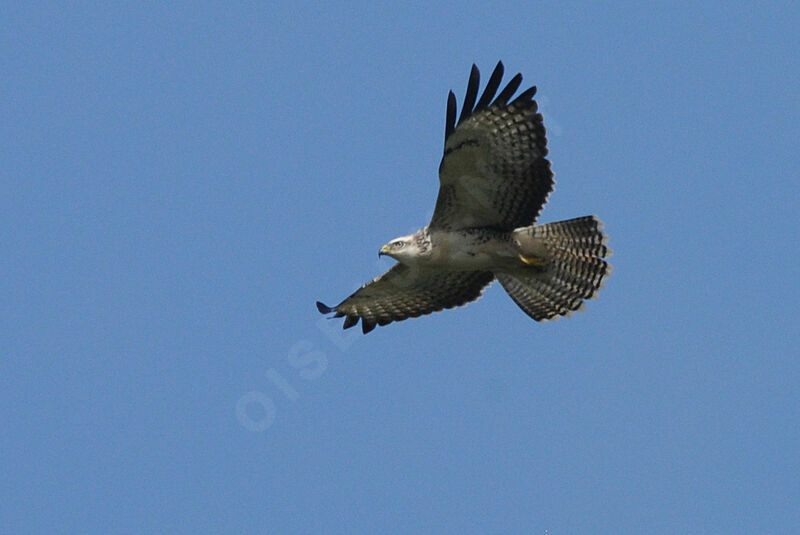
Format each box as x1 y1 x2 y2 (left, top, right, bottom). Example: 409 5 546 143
423 229 518 271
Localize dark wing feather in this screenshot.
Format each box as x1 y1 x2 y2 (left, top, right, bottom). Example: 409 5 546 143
494 73 523 105
458 64 480 125
444 91 457 142
474 62 504 112
431 62 553 231
316 265 494 334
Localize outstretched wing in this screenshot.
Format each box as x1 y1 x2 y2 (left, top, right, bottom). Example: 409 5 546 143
317 265 494 334
430 62 554 231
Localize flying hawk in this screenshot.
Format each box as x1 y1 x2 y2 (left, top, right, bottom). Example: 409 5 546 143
317 62 612 334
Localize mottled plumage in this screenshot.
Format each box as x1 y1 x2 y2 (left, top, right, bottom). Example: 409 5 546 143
433 64 552 231
316 266 493 334
317 62 612 333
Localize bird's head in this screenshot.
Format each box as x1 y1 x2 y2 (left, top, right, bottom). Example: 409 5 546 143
379 234 419 263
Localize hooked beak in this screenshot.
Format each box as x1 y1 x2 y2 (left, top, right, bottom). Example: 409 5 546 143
378 244 390 258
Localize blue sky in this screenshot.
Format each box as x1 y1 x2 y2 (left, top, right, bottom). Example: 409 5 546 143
3 2 799 533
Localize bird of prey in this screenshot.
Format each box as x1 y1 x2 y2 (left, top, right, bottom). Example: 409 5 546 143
317 62 612 334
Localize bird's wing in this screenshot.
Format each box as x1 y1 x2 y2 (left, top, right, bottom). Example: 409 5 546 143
317 264 494 334
430 61 554 231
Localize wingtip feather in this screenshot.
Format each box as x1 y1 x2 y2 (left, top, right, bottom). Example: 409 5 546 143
495 72 523 105
316 301 334 314
475 61 505 111
514 85 537 103
445 91 457 141
458 65 481 125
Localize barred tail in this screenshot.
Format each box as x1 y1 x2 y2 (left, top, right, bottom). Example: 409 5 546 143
498 216 613 321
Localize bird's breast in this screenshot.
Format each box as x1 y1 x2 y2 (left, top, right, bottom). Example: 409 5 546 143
427 230 514 271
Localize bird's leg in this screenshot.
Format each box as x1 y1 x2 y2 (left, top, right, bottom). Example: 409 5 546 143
519 254 548 269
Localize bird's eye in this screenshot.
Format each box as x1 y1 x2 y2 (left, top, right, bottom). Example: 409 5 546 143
394 241 405 248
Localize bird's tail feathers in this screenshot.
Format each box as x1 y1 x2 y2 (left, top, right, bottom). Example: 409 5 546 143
499 216 612 321
516 215 612 259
